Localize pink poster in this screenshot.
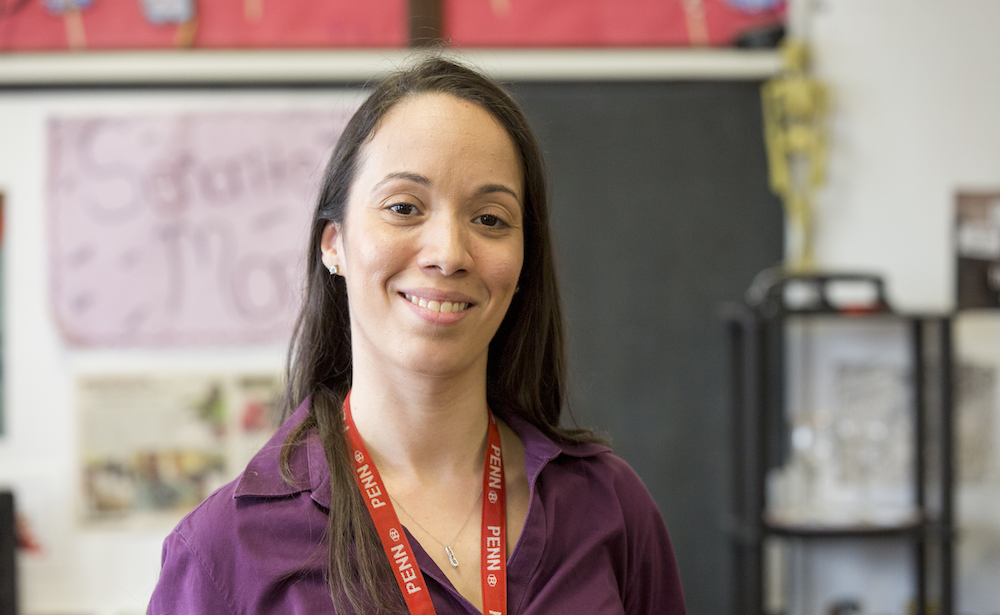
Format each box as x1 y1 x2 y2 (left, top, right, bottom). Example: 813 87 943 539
48 110 352 347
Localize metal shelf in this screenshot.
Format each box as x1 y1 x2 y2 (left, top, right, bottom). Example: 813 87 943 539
727 272 956 615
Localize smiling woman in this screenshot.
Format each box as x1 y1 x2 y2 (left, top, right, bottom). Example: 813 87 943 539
147 57 687 615
322 92 524 380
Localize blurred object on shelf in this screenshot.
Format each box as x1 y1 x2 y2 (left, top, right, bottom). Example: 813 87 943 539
955 362 997 482
746 268 890 317
827 599 862 615
956 191 1000 310
765 322 917 527
736 23 785 48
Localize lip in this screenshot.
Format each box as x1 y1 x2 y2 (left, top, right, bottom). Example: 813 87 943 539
399 288 476 324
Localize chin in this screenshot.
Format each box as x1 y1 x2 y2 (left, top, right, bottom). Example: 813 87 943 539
405 348 487 379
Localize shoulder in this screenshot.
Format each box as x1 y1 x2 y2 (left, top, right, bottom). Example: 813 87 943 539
540 449 664 529
540 452 686 614
149 482 242 614
152 474 332 613
504 413 686 614
580 453 660 514
149 400 334 614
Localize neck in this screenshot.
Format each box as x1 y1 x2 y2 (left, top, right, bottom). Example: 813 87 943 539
347 353 490 485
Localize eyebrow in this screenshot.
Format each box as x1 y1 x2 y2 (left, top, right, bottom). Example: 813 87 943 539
371 172 430 193
372 172 522 204
475 183 522 204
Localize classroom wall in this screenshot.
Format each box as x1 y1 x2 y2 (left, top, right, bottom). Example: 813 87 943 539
790 1 1000 613
795 0 1000 312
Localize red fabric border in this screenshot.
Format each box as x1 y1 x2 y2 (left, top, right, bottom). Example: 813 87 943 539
442 0 785 48
0 0 407 51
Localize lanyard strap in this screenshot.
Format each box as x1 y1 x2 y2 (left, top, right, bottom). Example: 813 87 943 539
480 411 507 615
343 392 508 615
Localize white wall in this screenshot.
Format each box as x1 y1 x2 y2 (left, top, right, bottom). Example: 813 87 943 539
799 0 1000 312
792 1 1000 613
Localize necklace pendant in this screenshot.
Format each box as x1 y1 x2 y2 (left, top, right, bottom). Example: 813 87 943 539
445 545 459 568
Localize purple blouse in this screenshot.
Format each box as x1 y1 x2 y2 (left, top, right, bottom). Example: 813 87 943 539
148 399 686 614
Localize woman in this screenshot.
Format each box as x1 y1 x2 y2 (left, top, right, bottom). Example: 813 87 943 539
148 57 685 615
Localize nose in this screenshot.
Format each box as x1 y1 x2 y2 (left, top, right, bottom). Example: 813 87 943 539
418 211 473 277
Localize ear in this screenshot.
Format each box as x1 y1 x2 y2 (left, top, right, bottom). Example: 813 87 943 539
320 221 343 274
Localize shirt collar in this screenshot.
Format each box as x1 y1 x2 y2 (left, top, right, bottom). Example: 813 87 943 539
499 411 610 499
234 395 331 509
233 396 610 509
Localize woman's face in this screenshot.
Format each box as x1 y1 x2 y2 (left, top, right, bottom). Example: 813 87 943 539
321 92 525 379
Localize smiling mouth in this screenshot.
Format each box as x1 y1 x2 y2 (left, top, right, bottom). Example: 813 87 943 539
402 293 471 314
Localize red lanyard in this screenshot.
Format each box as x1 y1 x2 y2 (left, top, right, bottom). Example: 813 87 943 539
343 392 508 615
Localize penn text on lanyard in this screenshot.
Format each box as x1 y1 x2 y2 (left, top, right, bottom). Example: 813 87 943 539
343 392 508 615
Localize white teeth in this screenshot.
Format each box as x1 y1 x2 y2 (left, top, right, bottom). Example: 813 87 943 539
405 294 468 313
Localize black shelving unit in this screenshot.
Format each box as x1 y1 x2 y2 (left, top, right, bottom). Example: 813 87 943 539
727 272 955 615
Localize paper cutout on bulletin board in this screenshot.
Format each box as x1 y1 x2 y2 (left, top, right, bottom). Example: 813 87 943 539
47 110 352 347
78 372 282 526
443 0 785 47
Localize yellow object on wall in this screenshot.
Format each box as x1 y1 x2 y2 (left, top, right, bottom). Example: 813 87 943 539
762 40 830 271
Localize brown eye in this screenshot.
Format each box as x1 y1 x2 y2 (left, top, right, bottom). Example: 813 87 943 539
389 203 417 215
475 214 506 228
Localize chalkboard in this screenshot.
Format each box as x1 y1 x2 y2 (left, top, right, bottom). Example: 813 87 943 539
511 80 783 615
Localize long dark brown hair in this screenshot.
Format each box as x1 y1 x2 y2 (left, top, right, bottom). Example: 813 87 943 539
279 56 596 614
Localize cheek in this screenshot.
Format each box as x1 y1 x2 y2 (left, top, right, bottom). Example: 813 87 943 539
345 230 407 300
484 244 524 291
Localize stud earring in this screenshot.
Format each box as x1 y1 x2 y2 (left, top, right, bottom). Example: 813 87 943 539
514 285 520 294
329 265 338 276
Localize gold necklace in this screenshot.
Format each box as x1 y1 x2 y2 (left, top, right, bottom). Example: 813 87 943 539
389 489 483 568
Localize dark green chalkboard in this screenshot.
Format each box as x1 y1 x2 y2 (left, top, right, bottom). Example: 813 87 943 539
511 81 783 615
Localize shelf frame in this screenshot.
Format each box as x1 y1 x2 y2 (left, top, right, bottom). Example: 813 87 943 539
727 296 956 615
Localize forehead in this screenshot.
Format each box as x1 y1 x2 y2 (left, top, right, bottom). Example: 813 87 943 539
356 92 523 186
377 91 505 141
